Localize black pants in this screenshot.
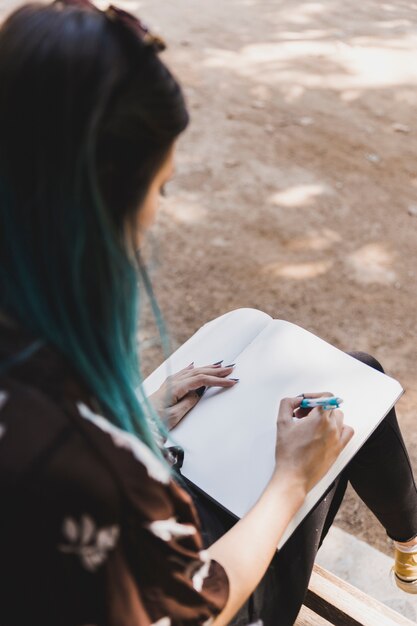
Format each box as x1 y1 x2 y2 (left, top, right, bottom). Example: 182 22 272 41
183 352 417 626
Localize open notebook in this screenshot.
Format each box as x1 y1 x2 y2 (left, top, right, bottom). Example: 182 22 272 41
142 308 403 548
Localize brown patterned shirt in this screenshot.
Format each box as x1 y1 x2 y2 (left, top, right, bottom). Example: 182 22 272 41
0 324 229 626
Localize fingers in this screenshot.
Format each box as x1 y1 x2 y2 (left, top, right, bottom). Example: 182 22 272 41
278 396 303 423
317 407 354 450
327 407 353 446
166 364 237 401
329 408 344 433
294 392 337 419
307 405 343 425
297 404 344 438
166 392 200 430
189 365 235 378
293 406 310 419
162 361 238 428
176 364 234 380
175 373 238 399
340 425 355 448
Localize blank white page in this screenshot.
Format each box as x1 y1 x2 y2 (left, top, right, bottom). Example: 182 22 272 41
162 314 403 549
142 308 272 396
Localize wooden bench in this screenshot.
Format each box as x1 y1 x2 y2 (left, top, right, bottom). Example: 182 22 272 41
295 564 415 626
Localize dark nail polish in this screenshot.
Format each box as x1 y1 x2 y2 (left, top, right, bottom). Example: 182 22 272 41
212 360 223 366
196 386 206 397
225 363 236 368
230 378 239 382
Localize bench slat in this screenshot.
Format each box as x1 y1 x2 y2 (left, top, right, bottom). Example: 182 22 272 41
295 604 334 625
305 563 416 626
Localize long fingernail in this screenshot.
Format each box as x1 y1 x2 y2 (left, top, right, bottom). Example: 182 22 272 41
212 360 224 366
230 378 239 382
224 363 236 368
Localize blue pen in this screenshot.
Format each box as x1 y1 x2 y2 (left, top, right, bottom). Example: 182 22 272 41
300 396 343 410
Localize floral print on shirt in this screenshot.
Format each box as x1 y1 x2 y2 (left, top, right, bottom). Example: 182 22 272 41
58 514 120 572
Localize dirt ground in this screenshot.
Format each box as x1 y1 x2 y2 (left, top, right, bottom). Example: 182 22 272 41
2 0 417 555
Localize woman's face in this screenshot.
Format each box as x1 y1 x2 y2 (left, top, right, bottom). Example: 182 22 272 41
133 143 176 247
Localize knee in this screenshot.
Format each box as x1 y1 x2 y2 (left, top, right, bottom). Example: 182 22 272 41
347 351 384 373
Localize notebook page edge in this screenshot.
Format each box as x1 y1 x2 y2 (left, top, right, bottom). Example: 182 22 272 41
141 307 272 396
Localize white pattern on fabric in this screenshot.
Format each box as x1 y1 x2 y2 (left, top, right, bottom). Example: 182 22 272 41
58 514 120 572
199 549 210 562
0 390 9 410
0 391 9 440
146 517 197 541
151 618 171 626
77 402 170 484
192 550 212 592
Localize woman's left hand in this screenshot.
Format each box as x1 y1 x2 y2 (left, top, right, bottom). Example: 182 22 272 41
148 361 237 430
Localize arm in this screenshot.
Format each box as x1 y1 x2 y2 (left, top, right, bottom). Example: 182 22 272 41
209 395 354 626
208 472 305 626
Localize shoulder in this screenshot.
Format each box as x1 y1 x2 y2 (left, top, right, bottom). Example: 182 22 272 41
0 377 121 517
0 376 71 479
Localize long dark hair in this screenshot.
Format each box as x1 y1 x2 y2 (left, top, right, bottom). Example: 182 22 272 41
0 1 189 453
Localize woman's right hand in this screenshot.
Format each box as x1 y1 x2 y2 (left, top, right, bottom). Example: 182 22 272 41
273 393 354 494
208 391 354 626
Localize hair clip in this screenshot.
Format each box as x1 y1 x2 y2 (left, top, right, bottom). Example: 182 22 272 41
105 5 166 52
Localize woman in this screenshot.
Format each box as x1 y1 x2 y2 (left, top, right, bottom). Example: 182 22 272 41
0 2 416 625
